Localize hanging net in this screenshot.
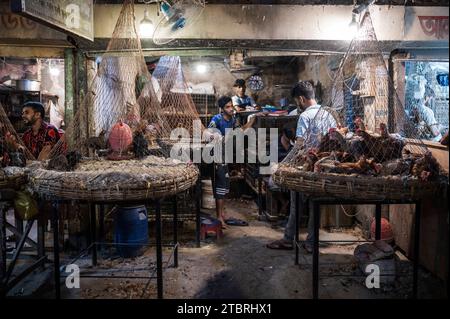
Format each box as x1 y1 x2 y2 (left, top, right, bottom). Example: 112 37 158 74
274 12 448 200
24 0 198 201
151 55 204 138
1 103 31 188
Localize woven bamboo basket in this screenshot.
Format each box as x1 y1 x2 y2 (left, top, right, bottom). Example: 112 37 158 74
0 168 27 190
28 156 199 202
273 164 447 201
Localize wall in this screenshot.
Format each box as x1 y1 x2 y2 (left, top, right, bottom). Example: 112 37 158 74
180 56 299 108
296 55 338 105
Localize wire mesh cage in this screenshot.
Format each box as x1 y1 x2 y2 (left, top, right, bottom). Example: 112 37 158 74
273 12 448 201
18 0 199 201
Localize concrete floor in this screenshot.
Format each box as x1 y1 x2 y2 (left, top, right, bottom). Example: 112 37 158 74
5 199 448 299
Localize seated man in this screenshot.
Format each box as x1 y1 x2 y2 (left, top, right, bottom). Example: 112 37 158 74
267 81 337 251
5 101 61 161
232 79 258 113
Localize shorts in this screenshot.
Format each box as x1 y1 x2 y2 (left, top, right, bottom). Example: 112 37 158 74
212 164 230 199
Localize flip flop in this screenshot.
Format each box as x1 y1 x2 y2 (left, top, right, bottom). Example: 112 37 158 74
266 240 293 250
225 218 249 226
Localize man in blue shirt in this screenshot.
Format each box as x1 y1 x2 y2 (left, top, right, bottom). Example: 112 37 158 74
208 96 258 228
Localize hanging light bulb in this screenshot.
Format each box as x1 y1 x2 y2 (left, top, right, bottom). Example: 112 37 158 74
140 9 155 38
348 13 359 38
196 63 208 74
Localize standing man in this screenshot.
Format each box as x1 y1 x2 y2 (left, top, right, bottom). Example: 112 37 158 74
5 101 61 161
267 81 337 251
232 79 258 113
413 86 443 142
208 96 259 228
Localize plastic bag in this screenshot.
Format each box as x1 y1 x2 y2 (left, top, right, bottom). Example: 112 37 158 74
14 191 39 220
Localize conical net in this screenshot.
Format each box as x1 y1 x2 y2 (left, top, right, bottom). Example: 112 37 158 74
47 0 203 163
151 55 204 139
280 12 446 187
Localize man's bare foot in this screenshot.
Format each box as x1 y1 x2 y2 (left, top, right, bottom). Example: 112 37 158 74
219 218 228 229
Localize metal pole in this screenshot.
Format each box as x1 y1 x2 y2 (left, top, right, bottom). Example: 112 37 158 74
52 201 60 299
195 181 201 248
155 199 163 299
375 204 382 240
258 176 263 217
294 192 299 265
173 196 178 268
413 200 422 299
313 201 320 299
90 204 97 267
98 205 105 253
0 203 6 297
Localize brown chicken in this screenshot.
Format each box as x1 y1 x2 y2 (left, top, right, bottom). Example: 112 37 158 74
85 130 107 151
411 152 440 181
318 128 347 153
334 156 382 175
301 150 319 172
355 124 404 162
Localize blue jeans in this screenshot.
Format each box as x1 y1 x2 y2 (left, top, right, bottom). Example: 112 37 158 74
284 191 314 243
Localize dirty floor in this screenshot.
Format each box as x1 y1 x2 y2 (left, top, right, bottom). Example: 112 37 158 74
7 199 447 299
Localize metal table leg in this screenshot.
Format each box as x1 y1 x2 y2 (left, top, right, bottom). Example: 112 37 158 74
173 196 178 268
98 205 105 254
14 217 23 249
258 176 263 217
37 209 45 262
52 201 60 299
413 200 422 299
195 182 201 248
312 201 320 299
5 220 35 284
0 202 6 297
155 199 163 299
294 192 299 265
90 204 97 267
375 204 382 240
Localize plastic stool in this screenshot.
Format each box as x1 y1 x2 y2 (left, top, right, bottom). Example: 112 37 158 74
200 217 223 240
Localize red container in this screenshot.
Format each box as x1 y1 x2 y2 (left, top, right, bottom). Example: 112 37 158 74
108 121 133 154
370 217 394 242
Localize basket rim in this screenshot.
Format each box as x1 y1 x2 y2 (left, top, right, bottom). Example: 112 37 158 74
273 164 447 200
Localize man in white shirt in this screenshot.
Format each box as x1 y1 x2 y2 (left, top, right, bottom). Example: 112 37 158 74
414 87 442 142
267 81 337 251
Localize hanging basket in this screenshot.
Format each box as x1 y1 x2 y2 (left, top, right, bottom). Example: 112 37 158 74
29 156 199 202
273 165 447 201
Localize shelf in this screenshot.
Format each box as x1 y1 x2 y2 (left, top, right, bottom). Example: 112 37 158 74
0 89 40 94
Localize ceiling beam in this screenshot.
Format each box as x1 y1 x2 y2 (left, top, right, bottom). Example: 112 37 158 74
95 0 450 6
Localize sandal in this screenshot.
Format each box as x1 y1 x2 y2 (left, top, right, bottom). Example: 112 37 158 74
225 218 249 226
266 240 293 250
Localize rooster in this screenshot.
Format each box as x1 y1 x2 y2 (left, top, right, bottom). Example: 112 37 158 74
47 151 82 171
334 156 382 175
411 152 440 181
355 123 404 163
301 150 319 172
354 117 366 131
85 130 107 153
318 128 347 153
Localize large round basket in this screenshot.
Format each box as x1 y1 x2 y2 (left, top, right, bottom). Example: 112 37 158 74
28 156 199 202
273 165 447 201
0 168 27 190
